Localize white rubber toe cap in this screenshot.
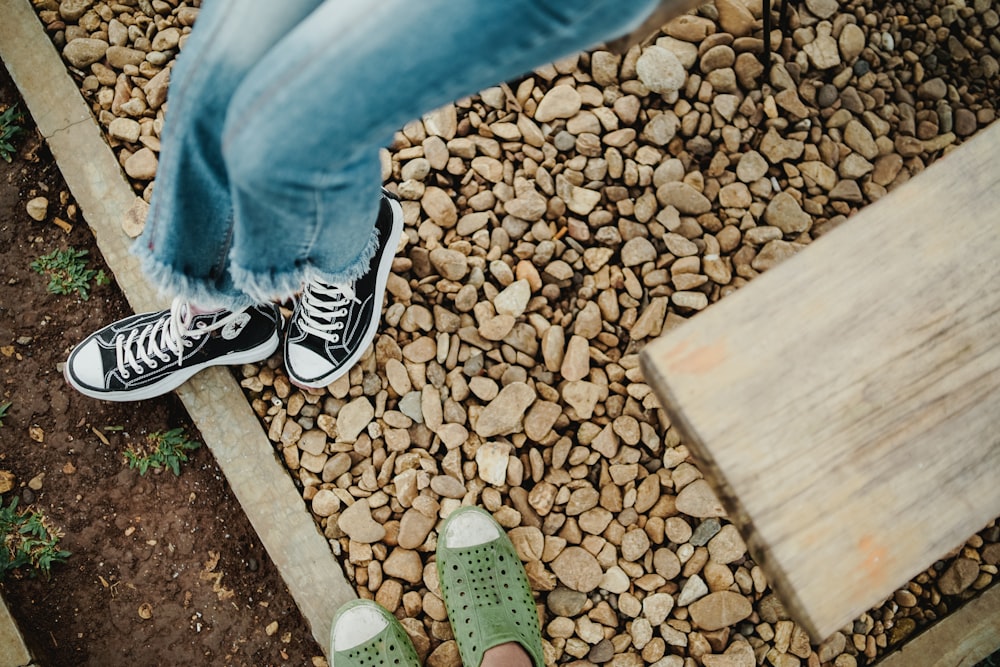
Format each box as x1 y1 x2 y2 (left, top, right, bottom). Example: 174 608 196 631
67 339 108 389
285 345 335 383
442 510 501 548
331 604 388 651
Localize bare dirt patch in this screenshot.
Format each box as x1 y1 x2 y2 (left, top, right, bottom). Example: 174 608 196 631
0 60 324 666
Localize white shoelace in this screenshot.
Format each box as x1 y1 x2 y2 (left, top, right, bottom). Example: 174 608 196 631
114 298 241 378
296 280 358 344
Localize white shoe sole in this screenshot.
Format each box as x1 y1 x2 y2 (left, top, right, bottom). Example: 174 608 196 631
64 332 280 402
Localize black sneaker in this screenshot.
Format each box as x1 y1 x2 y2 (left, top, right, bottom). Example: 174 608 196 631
284 191 404 389
65 299 281 401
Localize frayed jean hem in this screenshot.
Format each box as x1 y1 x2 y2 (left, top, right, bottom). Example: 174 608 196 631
130 224 381 312
132 240 257 311
228 224 381 304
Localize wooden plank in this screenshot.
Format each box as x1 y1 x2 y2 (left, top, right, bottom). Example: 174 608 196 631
877 583 1000 667
640 120 1000 641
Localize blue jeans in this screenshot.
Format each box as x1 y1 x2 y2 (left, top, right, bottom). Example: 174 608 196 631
136 0 658 310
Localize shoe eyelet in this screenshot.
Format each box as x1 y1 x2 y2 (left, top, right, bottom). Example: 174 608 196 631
148 361 158 369
121 371 130 379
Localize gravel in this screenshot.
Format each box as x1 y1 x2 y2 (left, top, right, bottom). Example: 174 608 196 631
37 0 1000 664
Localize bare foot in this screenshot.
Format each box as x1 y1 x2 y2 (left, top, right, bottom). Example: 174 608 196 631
481 641 533 667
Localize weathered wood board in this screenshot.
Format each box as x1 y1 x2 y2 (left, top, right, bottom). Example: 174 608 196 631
640 121 1000 641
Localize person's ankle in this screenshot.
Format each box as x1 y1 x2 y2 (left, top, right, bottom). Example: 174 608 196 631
187 302 222 315
480 642 533 667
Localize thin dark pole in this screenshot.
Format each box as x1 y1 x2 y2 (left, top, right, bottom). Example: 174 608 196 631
762 0 773 77
762 0 800 79
778 0 789 33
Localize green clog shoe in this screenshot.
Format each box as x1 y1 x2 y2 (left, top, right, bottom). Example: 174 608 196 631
329 599 420 667
436 506 545 667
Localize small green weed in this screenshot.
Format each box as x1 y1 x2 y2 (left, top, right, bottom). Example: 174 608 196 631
1 497 71 580
0 105 24 163
124 428 201 476
0 401 10 427
30 247 109 300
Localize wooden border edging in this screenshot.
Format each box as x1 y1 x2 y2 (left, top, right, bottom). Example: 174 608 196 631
0 594 32 667
878 583 1000 667
0 0 354 654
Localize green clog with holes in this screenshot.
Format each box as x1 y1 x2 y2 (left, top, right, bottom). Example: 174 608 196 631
436 506 545 667
329 599 420 667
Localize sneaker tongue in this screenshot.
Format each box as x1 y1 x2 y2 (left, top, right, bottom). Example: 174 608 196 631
311 291 341 307
308 282 352 312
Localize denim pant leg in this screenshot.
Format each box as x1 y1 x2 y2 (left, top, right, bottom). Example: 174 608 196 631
219 0 660 302
135 0 324 310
